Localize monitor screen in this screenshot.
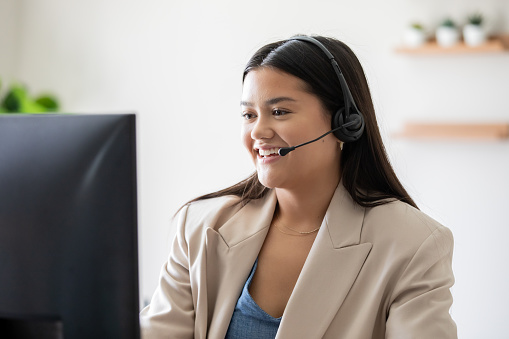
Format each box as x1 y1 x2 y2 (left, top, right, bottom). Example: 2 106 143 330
0 114 140 339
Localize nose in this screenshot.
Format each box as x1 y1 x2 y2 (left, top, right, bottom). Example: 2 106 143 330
250 115 274 141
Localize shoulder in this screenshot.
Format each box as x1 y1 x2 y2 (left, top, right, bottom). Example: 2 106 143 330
369 202 457 336
174 191 277 238
362 200 453 258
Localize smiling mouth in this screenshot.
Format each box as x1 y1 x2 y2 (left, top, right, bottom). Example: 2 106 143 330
257 148 281 158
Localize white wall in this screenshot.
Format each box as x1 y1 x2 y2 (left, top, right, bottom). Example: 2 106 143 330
0 0 21 83
4 0 509 337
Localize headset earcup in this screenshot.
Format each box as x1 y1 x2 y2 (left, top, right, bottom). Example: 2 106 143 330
332 108 345 140
332 108 365 142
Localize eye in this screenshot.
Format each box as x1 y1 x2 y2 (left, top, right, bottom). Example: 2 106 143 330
273 108 289 116
241 112 256 120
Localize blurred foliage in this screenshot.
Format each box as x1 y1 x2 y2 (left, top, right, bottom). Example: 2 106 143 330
410 22 424 30
440 18 456 28
468 12 483 26
0 78 60 114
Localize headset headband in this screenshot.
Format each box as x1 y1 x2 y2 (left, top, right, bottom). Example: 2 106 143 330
289 36 359 120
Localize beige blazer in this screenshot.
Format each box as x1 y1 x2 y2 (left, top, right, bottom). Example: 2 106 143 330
140 184 457 338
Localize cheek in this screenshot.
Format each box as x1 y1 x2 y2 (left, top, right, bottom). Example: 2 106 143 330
240 124 253 152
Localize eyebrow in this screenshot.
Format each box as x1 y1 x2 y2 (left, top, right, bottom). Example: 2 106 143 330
240 96 297 107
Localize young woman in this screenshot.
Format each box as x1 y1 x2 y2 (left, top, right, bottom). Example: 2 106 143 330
140 35 457 338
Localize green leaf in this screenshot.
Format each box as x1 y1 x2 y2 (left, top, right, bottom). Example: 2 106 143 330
411 23 424 30
468 12 483 25
21 99 47 113
35 95 59 111
1 88 22 112
441 18 456 28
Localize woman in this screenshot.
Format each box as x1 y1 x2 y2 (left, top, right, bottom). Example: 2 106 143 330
140 35 457 338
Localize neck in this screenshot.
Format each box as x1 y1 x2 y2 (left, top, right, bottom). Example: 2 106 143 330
274 174 340 232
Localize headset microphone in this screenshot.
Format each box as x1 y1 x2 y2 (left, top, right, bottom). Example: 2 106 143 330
278 120 359 156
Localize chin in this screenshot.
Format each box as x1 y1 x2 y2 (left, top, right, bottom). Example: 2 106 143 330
256 172 281 189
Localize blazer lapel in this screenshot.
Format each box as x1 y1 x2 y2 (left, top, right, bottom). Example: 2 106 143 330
276 184 372 339
205 191 278 339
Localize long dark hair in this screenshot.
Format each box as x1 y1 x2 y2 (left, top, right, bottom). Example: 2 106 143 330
187 35 417 209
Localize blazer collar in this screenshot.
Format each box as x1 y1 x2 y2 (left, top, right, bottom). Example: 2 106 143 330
325 181 366 248
217 190 278 248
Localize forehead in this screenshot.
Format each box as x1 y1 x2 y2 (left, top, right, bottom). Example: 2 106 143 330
242 68 310 100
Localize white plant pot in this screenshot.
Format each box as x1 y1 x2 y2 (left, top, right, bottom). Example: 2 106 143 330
436 26 459 47
463 24 486 46
404 28 426 47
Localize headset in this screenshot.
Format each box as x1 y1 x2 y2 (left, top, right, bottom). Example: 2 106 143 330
278 36 365 156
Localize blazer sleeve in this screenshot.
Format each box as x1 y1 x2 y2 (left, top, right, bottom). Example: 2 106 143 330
386 225 457 339
139 206 195 339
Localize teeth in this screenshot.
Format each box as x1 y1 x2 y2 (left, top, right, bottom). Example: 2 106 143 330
259 148 280 157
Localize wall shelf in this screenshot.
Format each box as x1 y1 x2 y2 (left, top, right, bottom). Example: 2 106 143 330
393 122 509 140
395 35 509 54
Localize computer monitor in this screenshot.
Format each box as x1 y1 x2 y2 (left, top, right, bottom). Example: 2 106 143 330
0 114 140 339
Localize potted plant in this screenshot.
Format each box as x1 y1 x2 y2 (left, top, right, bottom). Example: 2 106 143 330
0 79 59 114
436 18 460 47
404 23 427 48
463 12 486 46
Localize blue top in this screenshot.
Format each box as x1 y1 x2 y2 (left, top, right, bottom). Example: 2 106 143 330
225 260 281 338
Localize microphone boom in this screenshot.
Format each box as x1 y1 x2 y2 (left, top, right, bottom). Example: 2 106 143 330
277 124 348 156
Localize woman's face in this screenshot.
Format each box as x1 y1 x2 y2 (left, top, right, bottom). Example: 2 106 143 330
241 67 342 190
